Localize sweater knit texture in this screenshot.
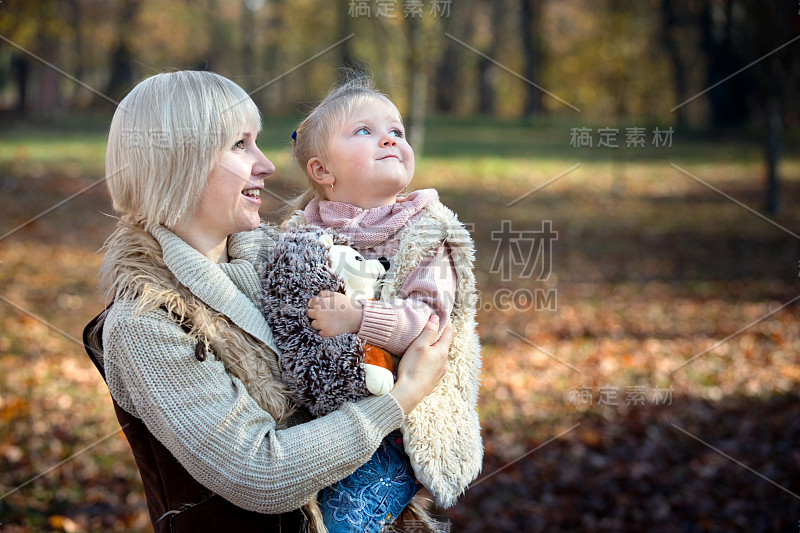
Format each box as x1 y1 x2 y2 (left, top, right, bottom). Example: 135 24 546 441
99 219 404 515
303 189 435 255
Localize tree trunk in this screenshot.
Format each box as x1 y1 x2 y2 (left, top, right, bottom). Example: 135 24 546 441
203 0 222 72
477 0 502 115
258 0 284 113
105 40 134 101
37 34 61 116
12 54 29 114
476 58 494 115
764 97 782 215
105 0 140 102
698 0 751 129
519 0 544 116
339 2 356 70
66 0 87 108
745 0 793 215
405 14 428 155
434 10 460 113
660 0 689 127
240 0 257 90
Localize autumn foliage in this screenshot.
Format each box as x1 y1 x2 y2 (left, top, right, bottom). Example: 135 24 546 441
1 119 799 531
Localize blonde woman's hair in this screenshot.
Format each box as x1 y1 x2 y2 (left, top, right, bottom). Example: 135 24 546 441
104 71 332 532
106 70 261 229
289 72 399 211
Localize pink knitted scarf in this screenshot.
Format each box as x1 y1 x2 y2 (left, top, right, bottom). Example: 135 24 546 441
304 189 438 250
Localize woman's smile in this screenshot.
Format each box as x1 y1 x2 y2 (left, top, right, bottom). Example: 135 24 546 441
242 186 262 205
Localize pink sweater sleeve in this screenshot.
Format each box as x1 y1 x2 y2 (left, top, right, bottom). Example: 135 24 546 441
357 245 457 355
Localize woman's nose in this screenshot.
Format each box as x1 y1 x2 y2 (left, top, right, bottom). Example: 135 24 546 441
253 148 276 177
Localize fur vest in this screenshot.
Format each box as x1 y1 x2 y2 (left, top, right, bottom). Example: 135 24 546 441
288 198 483 508
98 216 295 426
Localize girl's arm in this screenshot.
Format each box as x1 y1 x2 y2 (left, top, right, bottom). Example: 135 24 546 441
358 244 457 355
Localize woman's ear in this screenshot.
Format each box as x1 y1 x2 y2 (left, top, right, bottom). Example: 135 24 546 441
307 157 335 188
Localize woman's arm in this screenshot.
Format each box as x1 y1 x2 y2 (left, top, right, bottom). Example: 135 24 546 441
104 300 403 514
104 300 449 513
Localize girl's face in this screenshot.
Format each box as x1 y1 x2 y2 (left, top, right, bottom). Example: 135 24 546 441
186 130 275 241
313 98 414 209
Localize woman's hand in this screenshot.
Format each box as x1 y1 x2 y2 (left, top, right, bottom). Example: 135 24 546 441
390 315 452 415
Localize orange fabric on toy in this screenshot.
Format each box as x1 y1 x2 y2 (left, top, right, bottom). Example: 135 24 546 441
363 344 394 373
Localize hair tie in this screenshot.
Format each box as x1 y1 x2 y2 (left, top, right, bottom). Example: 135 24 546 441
291 130 297 140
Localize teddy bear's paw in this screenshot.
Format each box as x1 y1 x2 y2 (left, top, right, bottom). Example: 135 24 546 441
363 363 394 395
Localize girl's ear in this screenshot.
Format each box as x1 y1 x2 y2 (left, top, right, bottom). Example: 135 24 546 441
307 157 335 188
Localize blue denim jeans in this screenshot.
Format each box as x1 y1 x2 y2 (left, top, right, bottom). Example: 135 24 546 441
320 431 420 533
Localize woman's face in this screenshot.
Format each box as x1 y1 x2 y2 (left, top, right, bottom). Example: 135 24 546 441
190 130 275 239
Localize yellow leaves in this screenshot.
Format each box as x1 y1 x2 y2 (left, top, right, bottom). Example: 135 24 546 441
14 313 38 328
578 427 602 448
0 397 31 423
780 365 800 383
48 515 82 533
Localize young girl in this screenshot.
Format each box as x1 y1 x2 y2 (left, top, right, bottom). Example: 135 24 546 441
287 74 482 532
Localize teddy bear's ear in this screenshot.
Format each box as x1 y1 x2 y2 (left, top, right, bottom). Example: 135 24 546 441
318 234 334 249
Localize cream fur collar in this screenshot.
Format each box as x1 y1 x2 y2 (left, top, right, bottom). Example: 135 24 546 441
98 217 292 424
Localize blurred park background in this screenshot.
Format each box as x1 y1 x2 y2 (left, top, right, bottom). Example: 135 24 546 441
1 0 800 531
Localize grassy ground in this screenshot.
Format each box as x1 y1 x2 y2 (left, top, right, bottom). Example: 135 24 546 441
1 115 799 531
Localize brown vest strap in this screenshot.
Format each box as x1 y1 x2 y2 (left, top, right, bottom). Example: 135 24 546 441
83 309 307 532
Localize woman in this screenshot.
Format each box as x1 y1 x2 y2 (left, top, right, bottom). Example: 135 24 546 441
87 70 450 532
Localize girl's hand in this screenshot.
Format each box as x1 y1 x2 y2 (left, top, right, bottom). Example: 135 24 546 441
307 291 364 337
390 315 452 415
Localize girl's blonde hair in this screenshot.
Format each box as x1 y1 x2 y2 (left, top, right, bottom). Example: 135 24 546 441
289 72 399 211
106 70 261 229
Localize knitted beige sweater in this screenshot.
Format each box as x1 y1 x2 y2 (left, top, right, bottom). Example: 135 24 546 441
100 223 405 514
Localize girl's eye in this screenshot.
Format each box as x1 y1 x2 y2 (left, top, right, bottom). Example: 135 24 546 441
390 129 404 138
355 127 370 135
234 140 245 150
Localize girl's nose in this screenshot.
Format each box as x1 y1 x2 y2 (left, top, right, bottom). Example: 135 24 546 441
380 134 397 147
